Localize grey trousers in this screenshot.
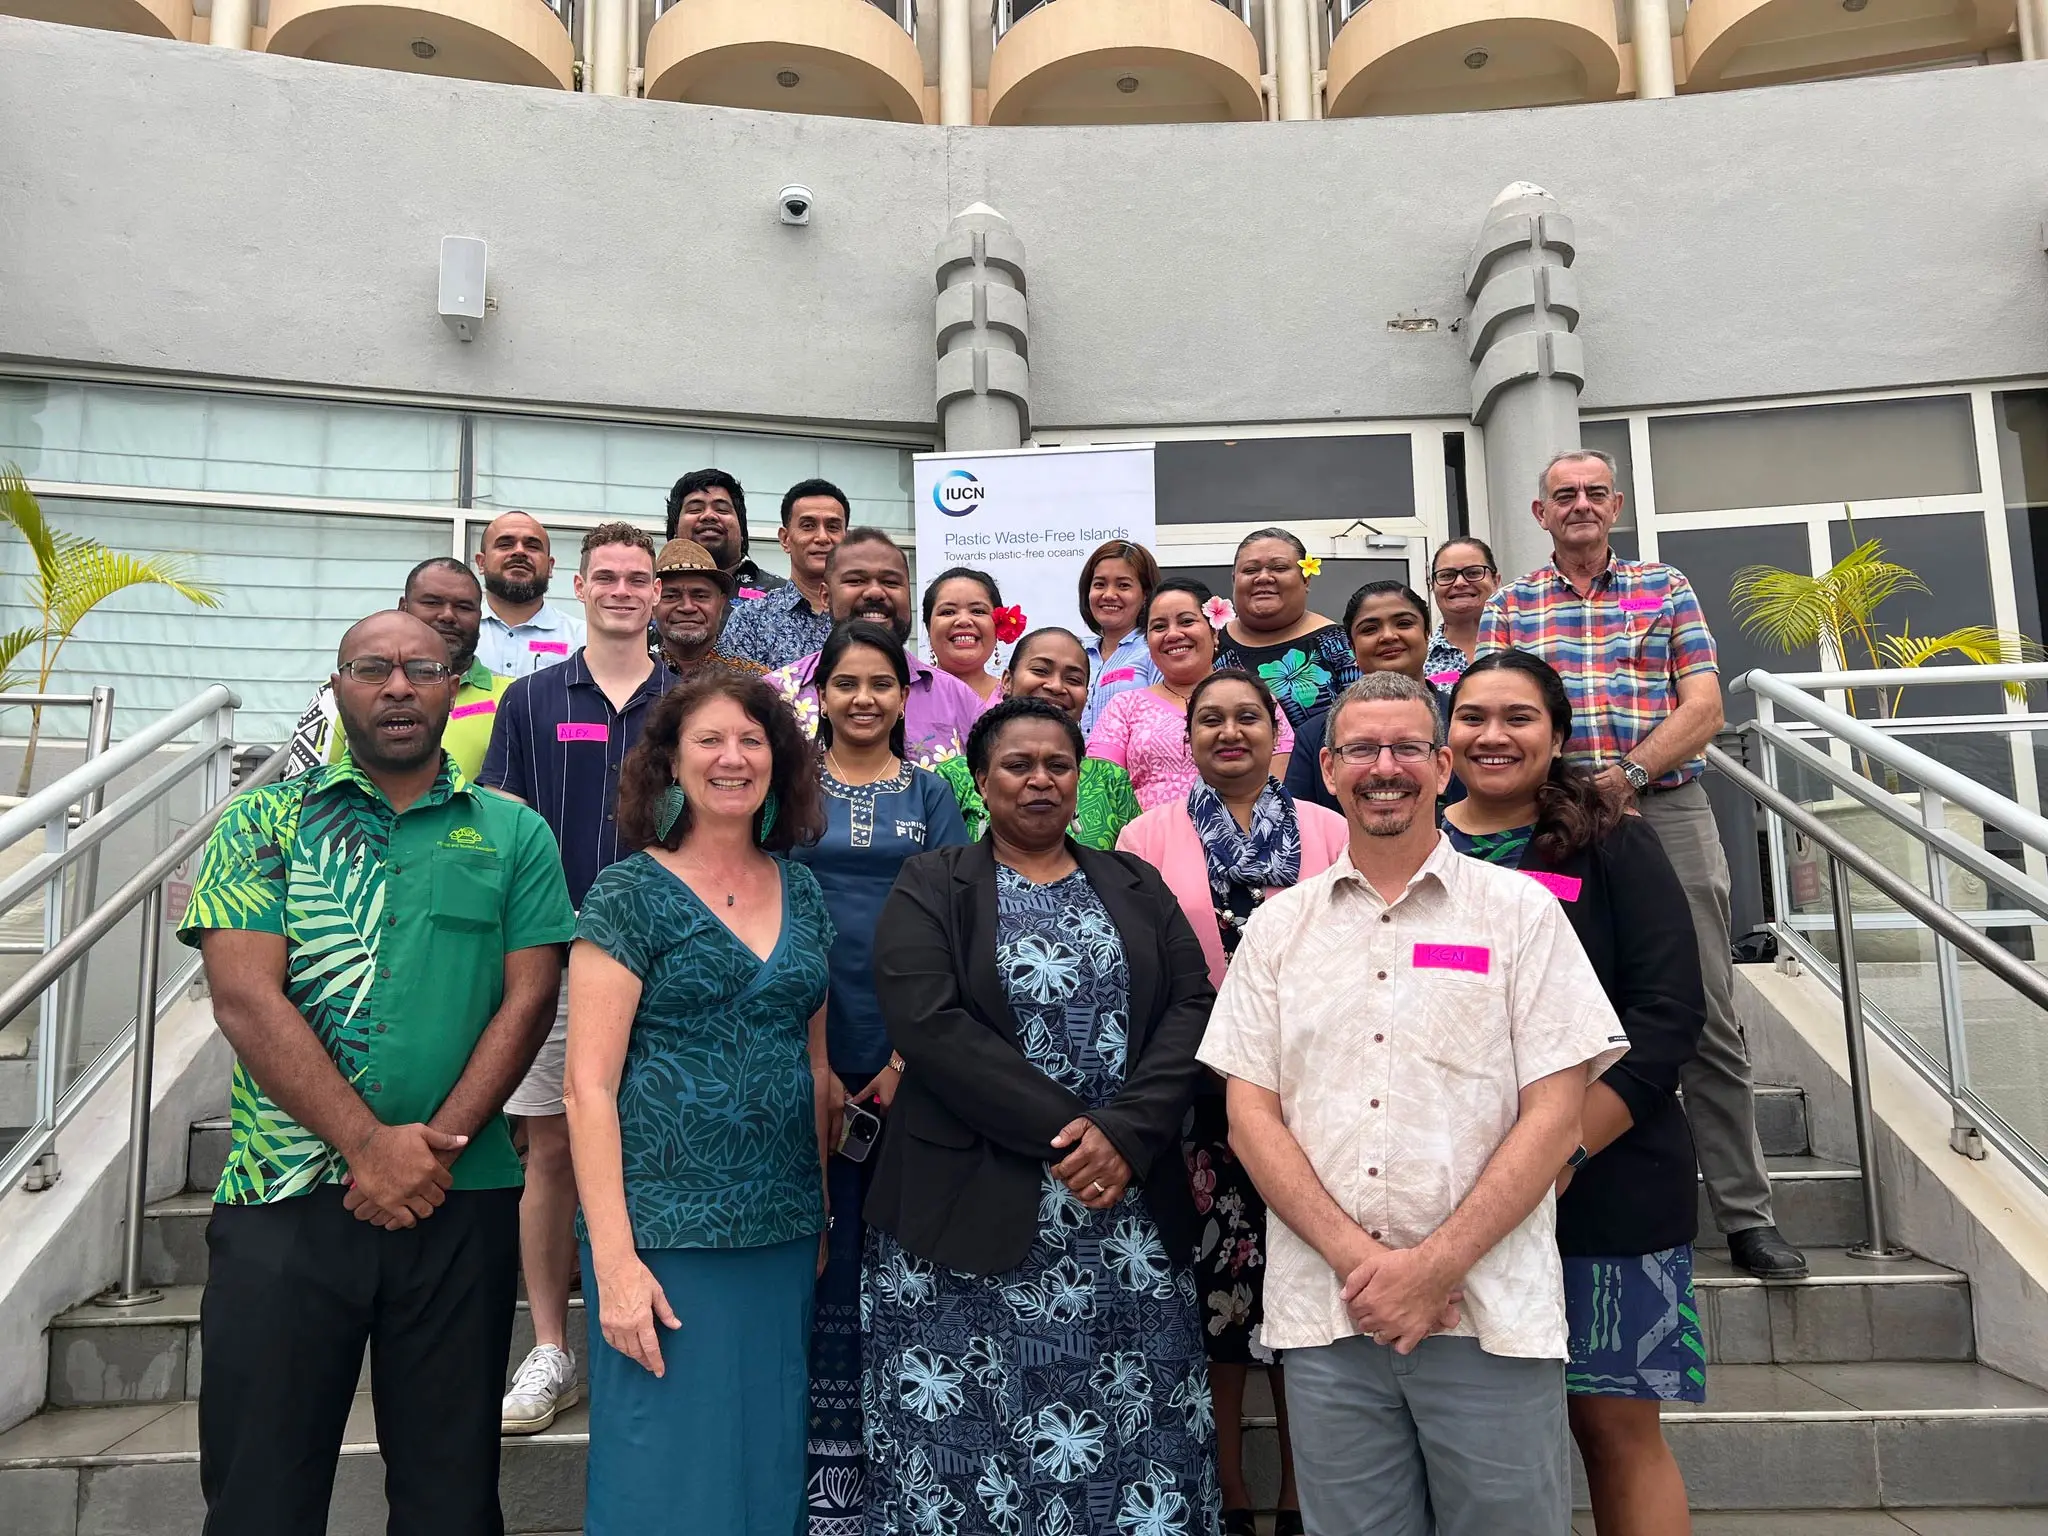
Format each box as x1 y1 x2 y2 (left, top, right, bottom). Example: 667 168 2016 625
1284 1333 1570 1536
1636 777 1776 1234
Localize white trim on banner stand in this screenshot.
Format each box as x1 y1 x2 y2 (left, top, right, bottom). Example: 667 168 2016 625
913 444 1159 674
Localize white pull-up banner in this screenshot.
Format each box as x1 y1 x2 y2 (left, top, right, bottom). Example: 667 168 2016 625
913 444 1157 666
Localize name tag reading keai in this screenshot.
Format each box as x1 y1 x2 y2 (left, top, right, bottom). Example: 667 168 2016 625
450 700 497 721
1413 943 1490 975
1618 595 1662 615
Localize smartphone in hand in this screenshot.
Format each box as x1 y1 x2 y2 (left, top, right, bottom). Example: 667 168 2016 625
837 1099 884 1163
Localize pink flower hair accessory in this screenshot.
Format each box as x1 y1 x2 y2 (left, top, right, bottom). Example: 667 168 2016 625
1202 597 1235 630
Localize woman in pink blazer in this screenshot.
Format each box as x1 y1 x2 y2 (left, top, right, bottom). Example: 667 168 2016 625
1114 667 1348 1536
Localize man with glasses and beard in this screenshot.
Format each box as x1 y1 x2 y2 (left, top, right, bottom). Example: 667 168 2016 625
762 528 983 768
180 610 573 1536
474 511 587 678
1198 671 1627 1536
285 559 511 780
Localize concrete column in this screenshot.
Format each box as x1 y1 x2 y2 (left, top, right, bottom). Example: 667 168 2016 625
1631 0 1674 98
208 0 254 49
1274 0 1314 120
939 0 973 125
935 203 1029 452
591 0 632 96
2020 0 2042 61
1464 183 1586 583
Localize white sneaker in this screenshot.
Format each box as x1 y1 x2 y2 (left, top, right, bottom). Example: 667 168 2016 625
501 1344 580 1435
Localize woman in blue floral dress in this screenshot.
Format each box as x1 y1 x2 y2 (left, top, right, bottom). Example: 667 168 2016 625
863 698 1221 1536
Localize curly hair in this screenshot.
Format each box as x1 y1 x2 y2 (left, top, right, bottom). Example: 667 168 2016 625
965 696 1085 781
1449 649 1621 862
616 674 824 854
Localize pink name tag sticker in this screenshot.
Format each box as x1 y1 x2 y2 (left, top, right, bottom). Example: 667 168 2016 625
529 639 569 656
1618 595 1662 614
1525 871 1583 902
449 700 497 721
1414 943 1491 975
737 587 766 600
1099 666 1136 686
557 722 609 743
1425 670 1461 687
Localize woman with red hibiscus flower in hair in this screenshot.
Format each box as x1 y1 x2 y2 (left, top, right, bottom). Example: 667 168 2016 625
920 568 1022 719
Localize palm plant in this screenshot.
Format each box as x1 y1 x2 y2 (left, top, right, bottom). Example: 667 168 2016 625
1730 511 2044 724
1 465 223 794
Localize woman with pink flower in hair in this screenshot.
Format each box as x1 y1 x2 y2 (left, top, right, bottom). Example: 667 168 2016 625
920 568 1025 718
1085 578 1294 810
1116 666 1345 1536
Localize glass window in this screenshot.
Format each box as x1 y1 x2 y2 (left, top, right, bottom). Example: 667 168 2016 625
1993 390 2048 681
1578 419 1636 532
470 416 916 539
1657 524 1815 726
1649 396 1978 515
0 379 461 503
1153 435 1416 527
0 498 450 745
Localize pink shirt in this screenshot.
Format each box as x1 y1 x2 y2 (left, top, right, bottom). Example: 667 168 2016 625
1085 688 1296 811
1117 795 1352 989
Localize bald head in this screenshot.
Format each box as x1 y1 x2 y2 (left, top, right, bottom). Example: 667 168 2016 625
476 511 556 606
337 609 445 668
333 611 457 776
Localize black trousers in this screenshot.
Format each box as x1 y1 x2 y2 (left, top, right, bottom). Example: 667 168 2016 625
199 1185 521 1536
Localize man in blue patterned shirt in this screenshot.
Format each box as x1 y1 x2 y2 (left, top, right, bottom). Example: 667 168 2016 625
722 478 849 669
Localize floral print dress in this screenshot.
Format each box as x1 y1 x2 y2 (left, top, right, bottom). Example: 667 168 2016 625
861 866 1220 1536
1215 623 1360 731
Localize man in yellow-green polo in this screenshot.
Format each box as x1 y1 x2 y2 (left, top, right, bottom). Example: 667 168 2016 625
284 558 513 780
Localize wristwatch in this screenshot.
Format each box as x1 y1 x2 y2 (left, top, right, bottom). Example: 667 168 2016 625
1619 758 1651 794
1564 1145 1590 1170
887 1052 907 1075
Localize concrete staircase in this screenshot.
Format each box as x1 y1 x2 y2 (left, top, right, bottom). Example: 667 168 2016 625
5 1089 2048 1534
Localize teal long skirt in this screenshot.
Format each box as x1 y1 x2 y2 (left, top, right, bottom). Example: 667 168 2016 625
581 1236 817 1536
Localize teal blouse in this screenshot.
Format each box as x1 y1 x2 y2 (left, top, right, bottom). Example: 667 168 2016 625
576 852 834 1251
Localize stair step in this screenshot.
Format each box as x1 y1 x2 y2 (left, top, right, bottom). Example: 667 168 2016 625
1751 1083 1811 1158
1700 1155 1868 1249
184 1118 230 1198
6 1364 2045 1529
1692 1248 1974 1365
131 1192 210 1289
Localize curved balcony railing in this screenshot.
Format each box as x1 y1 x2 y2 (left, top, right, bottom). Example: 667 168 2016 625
657 0 916 32
995 0 1251 42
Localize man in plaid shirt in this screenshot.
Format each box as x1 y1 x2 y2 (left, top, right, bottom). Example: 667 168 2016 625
1478 448 1807 1281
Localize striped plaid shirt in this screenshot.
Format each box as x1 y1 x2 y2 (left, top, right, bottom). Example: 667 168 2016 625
1476 553 1719 789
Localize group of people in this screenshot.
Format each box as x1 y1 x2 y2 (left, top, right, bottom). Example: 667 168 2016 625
182 449 1803 1536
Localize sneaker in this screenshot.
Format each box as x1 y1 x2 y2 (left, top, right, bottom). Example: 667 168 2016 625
501 1344 580 1435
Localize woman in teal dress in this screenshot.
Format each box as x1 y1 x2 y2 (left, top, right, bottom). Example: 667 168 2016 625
792 621 968 1536
563 672 834 1536
934 626 1142 849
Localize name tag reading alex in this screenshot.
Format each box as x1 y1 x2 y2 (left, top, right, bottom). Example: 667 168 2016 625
1524 871 1582 902
558 722 609 743
1413 943 1490 975
529 639 569 655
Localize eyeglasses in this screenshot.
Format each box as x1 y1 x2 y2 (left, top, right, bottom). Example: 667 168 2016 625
1431 565 1497 587
1328 739 1436 765
337 658 455 686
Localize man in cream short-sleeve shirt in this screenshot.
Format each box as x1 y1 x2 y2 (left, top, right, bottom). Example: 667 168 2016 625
1200 671 1627 1536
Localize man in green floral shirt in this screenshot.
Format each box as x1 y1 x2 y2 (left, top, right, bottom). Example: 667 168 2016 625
180 610 574 1536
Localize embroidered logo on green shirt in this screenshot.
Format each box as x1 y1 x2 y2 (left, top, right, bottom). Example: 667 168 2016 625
442 825 495 853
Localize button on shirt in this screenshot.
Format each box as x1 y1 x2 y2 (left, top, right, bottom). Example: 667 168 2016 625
480 650 679 908
1198 835 1628 1358
721 583 834 672
176 754 576 1204
475 600 587 680
1477 555 1719 788
766 648 981 770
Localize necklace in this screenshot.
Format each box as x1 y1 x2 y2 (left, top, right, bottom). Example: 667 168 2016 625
677 852 747 907
826 749 899 787
1156 679 1192 704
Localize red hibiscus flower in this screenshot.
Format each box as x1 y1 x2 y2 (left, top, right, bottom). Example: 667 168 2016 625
992 604 1028 644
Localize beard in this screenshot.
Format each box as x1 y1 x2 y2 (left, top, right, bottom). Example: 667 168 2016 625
1352 776 1425 838
483 570 549 605
846 602 910 644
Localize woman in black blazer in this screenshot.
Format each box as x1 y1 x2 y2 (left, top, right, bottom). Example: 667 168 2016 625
861 697 1220 1535
1442 649 1707 1536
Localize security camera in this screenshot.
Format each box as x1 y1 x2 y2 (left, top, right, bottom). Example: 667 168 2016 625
778 185 813 226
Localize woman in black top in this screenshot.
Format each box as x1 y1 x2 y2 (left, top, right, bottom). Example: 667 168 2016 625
1443 649 1707 1536
863 698 1220 1533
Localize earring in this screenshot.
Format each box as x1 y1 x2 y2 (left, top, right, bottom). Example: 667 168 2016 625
654 782 688 841
757 788 780 843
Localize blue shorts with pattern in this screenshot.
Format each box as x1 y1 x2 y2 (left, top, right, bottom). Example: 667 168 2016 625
1563 1245 1707 1402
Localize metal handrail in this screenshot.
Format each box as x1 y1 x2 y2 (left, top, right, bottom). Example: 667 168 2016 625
1709 743 2048 1207
98 744 291 1305
1735 669 2048 856
1735 663 2048 692
1744 718 2048 922
0 686 238 857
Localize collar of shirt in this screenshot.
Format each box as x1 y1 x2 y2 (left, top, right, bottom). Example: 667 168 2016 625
1086 629 1146 664
1327 832 1460 910
481 600 575 637
309 750 469 813
1542 550 1625 596
562 647 676 707
460 656 498 690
